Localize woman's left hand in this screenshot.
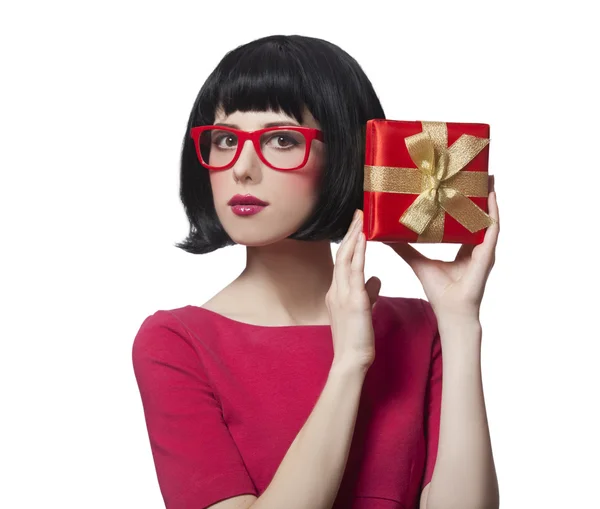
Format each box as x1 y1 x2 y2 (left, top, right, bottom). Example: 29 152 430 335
384 175 500 323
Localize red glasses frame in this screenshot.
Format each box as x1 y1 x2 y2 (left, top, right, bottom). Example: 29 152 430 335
190 125 325 171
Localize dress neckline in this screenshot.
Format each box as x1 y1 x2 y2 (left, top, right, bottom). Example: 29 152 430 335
185 304 333 330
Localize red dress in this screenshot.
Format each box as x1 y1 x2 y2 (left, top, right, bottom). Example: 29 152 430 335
132 295 442 509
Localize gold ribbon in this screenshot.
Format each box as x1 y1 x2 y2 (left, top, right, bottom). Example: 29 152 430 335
364 121 497 242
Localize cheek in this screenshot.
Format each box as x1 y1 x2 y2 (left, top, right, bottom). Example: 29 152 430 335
277 169 321 204
208 173 228 200
282 149 324 201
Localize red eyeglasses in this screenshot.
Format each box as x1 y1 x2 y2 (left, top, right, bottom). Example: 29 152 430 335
190 125 325 171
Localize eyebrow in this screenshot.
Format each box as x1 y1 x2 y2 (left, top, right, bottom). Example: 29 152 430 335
214 121 301 128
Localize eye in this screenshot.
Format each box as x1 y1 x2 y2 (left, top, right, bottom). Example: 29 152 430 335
272 135 295 148
263 130 304 150
212 131 237 149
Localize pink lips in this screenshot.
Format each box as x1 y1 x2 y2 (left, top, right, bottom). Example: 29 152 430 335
228 194 269 216
230 205 266 216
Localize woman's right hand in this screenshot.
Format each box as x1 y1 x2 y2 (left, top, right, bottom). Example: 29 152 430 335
326 209 381 371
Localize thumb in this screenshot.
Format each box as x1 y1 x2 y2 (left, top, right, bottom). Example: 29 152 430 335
365 276 382 310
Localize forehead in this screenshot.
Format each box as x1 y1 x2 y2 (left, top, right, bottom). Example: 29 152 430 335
214 105 319 129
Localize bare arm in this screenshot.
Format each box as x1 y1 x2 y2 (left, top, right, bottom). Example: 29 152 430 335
208 360 367 509
421 319 499 509
251 360 366 509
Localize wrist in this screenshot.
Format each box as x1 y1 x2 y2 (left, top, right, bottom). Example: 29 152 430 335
437 316 482 343
330 357 371 377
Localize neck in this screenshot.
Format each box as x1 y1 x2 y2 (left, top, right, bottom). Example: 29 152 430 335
234 238 335 325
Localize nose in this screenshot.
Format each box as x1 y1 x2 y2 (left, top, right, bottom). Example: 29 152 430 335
231 139 262 181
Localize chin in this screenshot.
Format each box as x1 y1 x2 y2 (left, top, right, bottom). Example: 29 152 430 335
226 228 299 247
217 207 310 247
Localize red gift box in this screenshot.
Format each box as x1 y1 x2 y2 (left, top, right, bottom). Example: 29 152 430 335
363 119 494 244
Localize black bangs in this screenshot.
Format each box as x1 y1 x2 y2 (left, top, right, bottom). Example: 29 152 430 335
196 36 310 125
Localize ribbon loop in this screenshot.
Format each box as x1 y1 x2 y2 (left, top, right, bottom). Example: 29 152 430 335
398 122 494 242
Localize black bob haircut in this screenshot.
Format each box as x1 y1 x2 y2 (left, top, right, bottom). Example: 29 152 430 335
175 34 386 255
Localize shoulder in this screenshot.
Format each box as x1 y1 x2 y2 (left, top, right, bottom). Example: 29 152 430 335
372 295 438 358
131 303 242 364
376 294 424 313
131 307 201 358
375 295 435 330
133 307 191 337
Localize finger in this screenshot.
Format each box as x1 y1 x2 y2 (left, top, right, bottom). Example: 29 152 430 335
340 210 360 247
335 210 360 265
466 188 500 285
456 176 498 265
480 187 500 258
331 216 354 292
455 243 474 263
350 230 366 292
489 190 499 233
335 212 362 290
486 174 499 233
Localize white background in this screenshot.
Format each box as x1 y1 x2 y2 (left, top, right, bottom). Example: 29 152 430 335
1 1 598 507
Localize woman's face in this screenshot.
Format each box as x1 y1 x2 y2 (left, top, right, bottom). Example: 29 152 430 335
208 106 325 246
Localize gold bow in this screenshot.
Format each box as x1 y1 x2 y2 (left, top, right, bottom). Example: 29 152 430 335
364 121 496 242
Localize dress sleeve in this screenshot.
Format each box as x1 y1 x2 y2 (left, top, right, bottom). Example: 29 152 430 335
132 310 258 508
420 299 443 490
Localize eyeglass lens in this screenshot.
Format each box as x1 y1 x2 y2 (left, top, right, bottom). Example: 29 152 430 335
199 128 308 169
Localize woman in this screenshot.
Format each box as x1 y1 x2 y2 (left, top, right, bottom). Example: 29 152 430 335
132 34 500 509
